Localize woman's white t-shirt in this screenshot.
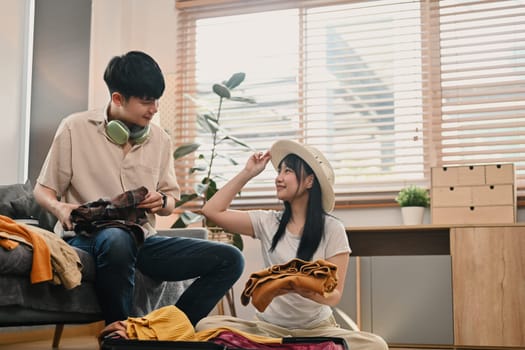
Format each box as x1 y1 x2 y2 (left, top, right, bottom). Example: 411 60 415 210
248 210 351 328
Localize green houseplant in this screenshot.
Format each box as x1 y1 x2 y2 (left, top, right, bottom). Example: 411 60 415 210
395 185 430 225
395 185 430 207
172 72 256 249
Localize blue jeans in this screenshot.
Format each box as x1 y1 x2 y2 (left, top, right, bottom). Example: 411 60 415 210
67 228 244 325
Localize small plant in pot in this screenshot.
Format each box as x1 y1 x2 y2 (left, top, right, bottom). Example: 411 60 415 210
395 185 430 225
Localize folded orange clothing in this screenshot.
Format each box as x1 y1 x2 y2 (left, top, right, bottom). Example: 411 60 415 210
0 232 20 250
0 215 52 283
241 258 338 312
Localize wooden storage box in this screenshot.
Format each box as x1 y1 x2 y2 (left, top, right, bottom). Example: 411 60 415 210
431 164 516 225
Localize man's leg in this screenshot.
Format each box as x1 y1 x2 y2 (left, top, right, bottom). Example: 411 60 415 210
68 228 137 324
136 235 244 325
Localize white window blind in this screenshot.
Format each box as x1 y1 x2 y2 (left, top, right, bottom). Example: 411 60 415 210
435 0 525 188
163 0 525 208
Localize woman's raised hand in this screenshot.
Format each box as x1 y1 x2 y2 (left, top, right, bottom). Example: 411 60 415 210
245 150 271 177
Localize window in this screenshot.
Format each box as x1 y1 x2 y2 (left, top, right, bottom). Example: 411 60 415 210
161 0 525 208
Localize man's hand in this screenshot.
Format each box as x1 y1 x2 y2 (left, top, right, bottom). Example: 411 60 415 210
98 320 128 346
55 202 80 231
137 191 166 213
33 183 79 231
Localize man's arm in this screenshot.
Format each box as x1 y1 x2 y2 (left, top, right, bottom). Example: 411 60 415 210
33 183 78 231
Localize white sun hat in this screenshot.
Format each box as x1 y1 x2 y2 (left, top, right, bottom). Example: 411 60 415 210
270 140 335 212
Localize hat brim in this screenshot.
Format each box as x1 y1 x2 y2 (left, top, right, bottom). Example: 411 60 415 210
270 140 335 212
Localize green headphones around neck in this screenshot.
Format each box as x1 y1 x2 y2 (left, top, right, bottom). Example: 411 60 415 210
106 120 150 145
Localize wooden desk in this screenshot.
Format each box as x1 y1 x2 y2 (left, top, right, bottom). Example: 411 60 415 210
346 224 525 348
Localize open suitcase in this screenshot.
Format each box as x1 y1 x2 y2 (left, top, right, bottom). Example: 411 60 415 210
101 336 348 350
101 339 227 350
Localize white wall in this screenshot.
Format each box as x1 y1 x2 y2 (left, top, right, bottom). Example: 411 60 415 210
1 0 34 184
89 0 178 109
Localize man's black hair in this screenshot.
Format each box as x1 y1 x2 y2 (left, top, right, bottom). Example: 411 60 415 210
103 51 165 100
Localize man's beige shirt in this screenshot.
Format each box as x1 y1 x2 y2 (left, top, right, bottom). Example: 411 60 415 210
37 108 180 238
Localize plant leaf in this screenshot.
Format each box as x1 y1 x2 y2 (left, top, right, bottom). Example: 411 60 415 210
213 84 231 98
395 185 430 207
197 113 219 133
173 143 200 159
195 182 209 196
171 217 187 228
231 233 244 251
216 153 239 166
229 96 256 104
223 72 245 89
190 165 207 174
222 135 255 150
175 193 199 207
180 210 204 225
201 114 221 133
204 178 218 200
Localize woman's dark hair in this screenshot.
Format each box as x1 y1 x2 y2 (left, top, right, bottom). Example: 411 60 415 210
103 51 165 100
270 154 326 261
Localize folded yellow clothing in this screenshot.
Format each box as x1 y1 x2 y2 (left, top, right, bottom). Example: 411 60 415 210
241 258 338 311
126 305 281 344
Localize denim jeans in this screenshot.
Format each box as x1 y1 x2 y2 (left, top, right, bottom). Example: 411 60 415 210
67 227 245 325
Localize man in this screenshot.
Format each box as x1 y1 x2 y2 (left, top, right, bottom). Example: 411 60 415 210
34 51 244 325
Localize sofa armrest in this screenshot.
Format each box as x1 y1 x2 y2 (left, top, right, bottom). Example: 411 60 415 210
157 228 208 240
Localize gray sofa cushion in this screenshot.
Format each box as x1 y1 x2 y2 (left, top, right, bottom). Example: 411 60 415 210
0 275 101 315
0 241 95 282
0 182 33 218
0 243 31 275
0 181 58 232
10 194 58 232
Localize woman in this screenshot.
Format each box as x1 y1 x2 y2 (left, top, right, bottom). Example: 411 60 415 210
198 140 388 350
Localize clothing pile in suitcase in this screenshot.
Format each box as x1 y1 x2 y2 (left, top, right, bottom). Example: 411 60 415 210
101 335 347 350
100 305 348 350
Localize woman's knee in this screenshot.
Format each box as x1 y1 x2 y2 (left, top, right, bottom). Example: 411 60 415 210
345 331 388 350
196 315 256 333
368 333 388 350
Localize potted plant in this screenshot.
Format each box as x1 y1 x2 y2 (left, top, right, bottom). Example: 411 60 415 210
395 185 430 225
172 72 256 250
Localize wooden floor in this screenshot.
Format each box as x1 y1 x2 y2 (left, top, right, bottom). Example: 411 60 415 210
0 335 98 349
0 335 446 350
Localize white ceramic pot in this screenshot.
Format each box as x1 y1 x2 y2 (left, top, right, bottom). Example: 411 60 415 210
401 206 425 225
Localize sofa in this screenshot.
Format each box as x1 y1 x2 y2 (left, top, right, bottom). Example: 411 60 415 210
0 181 207 347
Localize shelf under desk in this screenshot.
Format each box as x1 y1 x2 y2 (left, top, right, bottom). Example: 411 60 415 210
346 224 450 256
